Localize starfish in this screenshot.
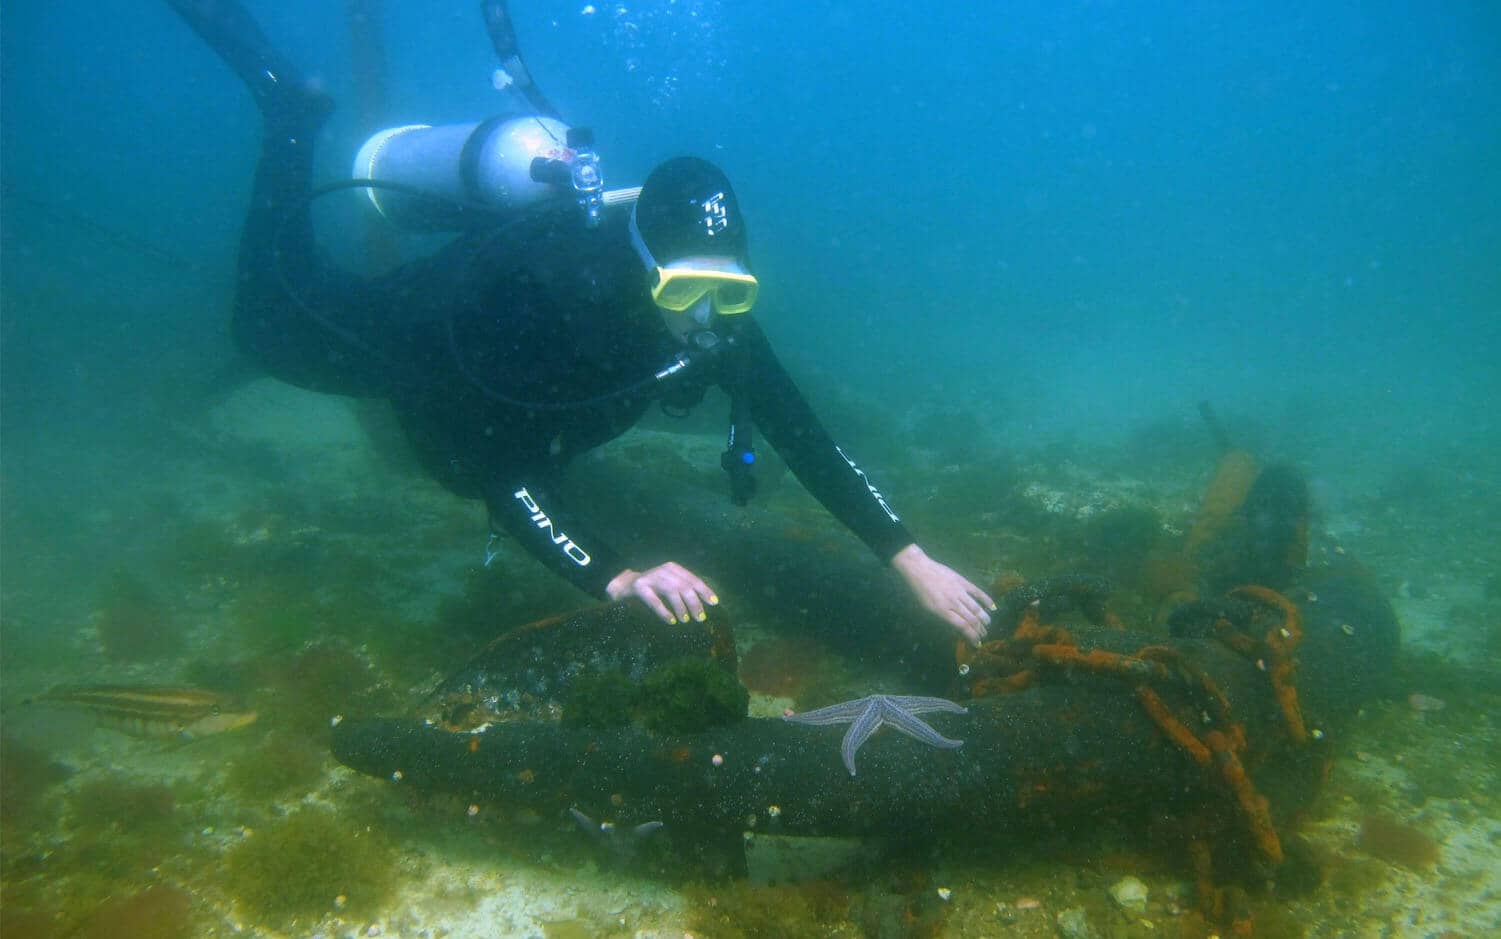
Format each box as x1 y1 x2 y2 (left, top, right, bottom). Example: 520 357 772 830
782 694 968 776
568 807 664 857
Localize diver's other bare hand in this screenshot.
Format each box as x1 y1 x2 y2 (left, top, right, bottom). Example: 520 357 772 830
890 543 996 644
606 563 719 625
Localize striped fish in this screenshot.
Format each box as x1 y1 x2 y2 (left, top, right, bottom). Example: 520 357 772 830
35 685 258 739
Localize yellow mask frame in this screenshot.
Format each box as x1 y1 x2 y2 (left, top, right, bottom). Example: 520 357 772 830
648 264 759 314
630 206 759 315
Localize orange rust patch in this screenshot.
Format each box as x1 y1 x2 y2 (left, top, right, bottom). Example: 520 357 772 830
982 580 1288 873
1013 607 1074 645
969 671 1036 697
1136 686 1212 766
1231 585 1308 744
1206 729 1282 864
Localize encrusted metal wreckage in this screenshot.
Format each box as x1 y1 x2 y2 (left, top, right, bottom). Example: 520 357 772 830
333 451 1401 933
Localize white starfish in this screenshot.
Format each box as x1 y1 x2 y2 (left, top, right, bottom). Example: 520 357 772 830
782 694 968 776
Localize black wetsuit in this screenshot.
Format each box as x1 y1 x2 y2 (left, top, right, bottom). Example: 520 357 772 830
236 125 914 597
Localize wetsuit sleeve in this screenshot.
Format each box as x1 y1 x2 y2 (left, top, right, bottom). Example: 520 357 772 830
485 476 627 598
733 319 916 562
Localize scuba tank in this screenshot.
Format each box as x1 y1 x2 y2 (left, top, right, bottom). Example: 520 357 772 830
351 115 609 231
348 1 621 232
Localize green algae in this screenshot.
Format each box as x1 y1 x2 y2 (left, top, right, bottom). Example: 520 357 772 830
638 656 749 733
223 731 329 803
268 640 399 736
69 778 179 834
1327 854 1389 898
223 807 396 927
227 573 324 653
561 658 749 734
0 735 70 836
562 668 636 728
2 770 203 918
68 885 196 939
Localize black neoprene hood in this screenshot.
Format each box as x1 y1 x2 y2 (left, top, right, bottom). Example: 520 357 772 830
634 157 749 264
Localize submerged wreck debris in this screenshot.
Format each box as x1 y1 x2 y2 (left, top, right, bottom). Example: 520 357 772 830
1177 402 1316 604
991 571 1120 630
422 601 737 732
955 578 1323 867
1195 465 1313 595
334 563 1396 849
330 458 1399 933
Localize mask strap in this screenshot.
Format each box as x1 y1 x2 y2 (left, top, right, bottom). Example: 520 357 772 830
628 204 659 274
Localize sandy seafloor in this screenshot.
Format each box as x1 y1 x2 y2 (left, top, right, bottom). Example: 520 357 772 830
1 378 1498 939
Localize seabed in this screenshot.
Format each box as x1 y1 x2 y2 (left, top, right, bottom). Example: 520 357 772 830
2 379 1497 938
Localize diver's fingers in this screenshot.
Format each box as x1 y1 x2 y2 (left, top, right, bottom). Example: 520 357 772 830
958 592 991 633
940 583 995 641
945 609 985 644
632 582 678 625
680 588 708 623
663 588 690 624
969 583 998 616
952 580 995 639
647 563 693 623
677 572 714 623
658 562 717 624
952 598 988 635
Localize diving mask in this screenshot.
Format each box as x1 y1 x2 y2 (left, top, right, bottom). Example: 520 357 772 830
630 206 759 315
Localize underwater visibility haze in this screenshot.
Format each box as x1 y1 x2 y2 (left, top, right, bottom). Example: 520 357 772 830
1 2 1498 937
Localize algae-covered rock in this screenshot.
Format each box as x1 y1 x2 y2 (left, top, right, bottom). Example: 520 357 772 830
563 657 749 733
562 668 635 728
638 656 749 734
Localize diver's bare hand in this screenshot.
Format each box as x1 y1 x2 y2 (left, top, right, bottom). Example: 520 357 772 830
890 544 996 644
606 563 719 625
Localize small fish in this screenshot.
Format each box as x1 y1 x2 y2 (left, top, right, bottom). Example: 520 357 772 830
1407 693 1446 713
34 685 258 739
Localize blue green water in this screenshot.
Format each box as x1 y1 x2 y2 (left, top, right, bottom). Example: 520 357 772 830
2 2 1498 936
4 2 1498 445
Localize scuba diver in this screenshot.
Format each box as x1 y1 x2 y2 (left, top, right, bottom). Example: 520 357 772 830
163 0 997 641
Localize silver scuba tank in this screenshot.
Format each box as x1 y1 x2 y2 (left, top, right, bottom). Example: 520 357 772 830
351 114 581 231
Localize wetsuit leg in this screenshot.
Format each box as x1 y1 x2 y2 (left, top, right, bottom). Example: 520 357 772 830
166 0 387 395
165 0 332 130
